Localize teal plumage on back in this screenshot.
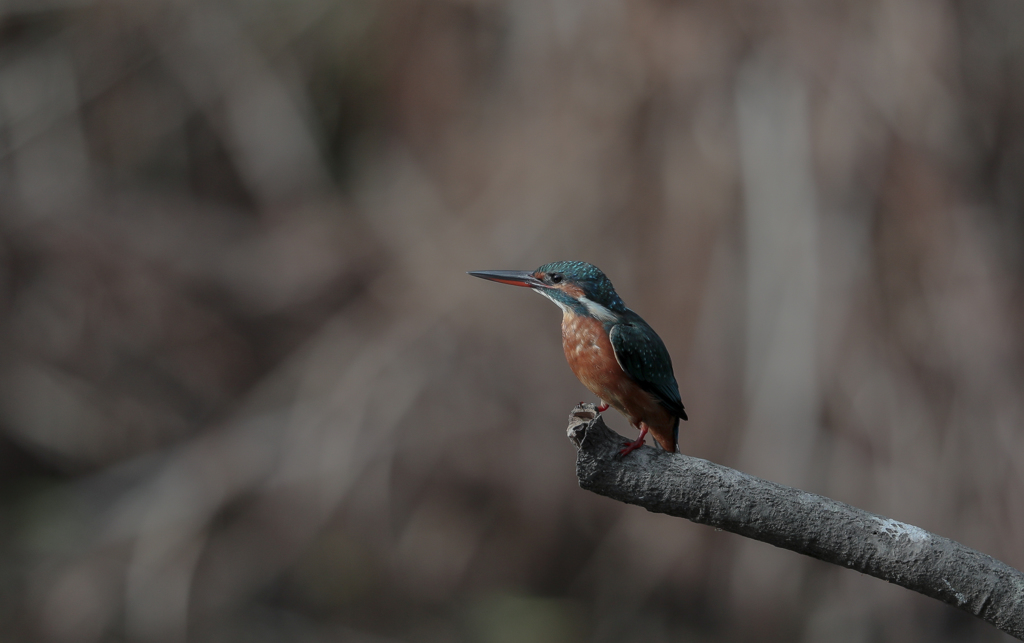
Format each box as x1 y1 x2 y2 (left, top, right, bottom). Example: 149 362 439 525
608 318 687 421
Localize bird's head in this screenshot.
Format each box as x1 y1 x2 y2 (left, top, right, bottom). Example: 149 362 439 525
469 260 626 321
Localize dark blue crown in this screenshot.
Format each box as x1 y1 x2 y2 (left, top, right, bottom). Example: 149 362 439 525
536 261 625 311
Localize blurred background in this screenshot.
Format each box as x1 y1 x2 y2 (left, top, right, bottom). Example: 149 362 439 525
0 0 1022 641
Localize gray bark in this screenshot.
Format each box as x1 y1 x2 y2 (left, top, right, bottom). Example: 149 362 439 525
566 404 1024 639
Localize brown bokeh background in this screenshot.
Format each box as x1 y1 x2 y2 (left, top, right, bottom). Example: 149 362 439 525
0 1 1022 641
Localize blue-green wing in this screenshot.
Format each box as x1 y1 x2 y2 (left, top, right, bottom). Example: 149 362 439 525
608 320 687 420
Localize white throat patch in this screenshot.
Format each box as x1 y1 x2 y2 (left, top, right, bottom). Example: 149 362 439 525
535 288 571 314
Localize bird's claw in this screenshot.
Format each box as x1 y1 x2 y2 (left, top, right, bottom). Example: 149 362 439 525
618 425 649 457
619 439 644 457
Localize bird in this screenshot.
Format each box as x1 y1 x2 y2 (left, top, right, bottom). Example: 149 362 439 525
469 260 686 456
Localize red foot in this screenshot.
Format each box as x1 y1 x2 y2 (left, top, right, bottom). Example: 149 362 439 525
596 402 609 413
618 425 649 456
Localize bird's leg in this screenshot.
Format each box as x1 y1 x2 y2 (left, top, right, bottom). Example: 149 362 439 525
619 424 649 456
596 401 609 413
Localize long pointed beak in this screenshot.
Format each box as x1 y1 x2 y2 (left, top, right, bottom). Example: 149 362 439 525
468 270 549 288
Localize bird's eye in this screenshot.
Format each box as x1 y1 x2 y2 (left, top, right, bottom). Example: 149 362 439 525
549 273 563 284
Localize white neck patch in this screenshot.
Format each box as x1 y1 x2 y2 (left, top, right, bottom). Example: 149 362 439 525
579 295 617 323
534 289 618 322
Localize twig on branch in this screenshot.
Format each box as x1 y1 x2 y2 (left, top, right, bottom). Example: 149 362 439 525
566 404 1024 639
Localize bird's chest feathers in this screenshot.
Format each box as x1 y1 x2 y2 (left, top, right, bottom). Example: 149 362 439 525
561 314 620 391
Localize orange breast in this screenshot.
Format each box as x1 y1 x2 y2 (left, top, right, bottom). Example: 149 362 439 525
561 314 620 399
560 313 677 450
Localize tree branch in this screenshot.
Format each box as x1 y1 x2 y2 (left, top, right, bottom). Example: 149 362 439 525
566 404 1024 639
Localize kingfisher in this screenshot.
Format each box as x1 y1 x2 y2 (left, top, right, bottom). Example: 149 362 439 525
469 261 686 456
